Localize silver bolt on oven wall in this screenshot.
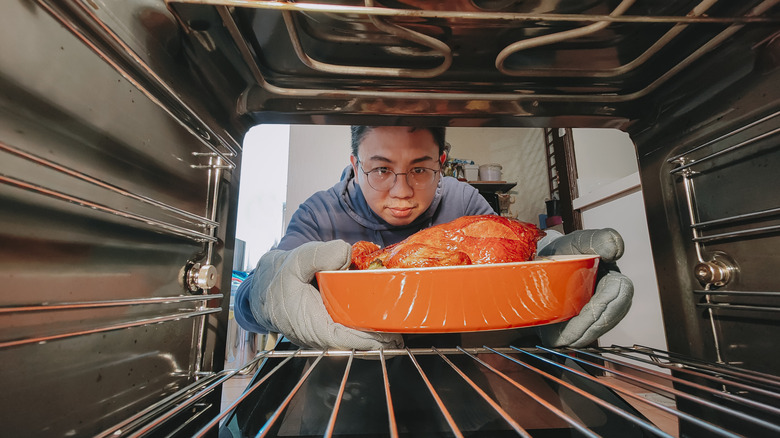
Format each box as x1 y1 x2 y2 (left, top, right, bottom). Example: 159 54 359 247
1 0 778 436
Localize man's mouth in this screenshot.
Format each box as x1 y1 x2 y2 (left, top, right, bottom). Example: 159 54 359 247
388 207 414 218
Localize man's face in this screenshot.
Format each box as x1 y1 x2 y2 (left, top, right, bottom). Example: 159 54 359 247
350 127 444 227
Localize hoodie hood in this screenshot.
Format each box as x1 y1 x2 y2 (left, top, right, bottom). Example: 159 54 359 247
337 165 443 233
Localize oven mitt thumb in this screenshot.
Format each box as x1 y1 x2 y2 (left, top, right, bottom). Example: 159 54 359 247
536 229 634 348
248 240 404 350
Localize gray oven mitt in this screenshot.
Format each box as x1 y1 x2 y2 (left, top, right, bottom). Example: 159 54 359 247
536 228 634 348
248 240 404 350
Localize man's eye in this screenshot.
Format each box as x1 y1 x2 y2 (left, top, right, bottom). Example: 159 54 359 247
372 167 390 176
411 167 427 175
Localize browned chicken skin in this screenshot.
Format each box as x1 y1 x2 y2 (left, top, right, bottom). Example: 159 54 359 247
350 215 545 270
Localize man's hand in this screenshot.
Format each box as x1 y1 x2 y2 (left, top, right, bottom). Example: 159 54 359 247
247 240 404 350
536 229 634 347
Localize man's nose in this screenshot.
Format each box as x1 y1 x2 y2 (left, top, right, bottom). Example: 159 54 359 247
388 173 414 197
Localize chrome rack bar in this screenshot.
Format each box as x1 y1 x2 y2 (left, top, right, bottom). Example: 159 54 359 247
218 347 521 358
203 154 225 265
191 351 300 438
457 347 600 438
691 207 780 230
170 0 780 24
35 0 239 167
670 126 780 175
541 347 780 434
255 351 326 438
488 346 676 438
697 303 780 313
692 224 780 243
0 308 221 349
379 348 400 438
693 289 780 297
96 372 227 438
1 294 223 314
667 110 780 164
72 0 240 160
572 348 780 415
614 345 780 387
324 350 355 438
107 355 269 438
0 140 218 229
406 348 464 438
593 347 780 401
0 173 217 243
433 347 532 437
511 346 742 437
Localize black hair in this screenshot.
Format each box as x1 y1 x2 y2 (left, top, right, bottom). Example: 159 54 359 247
350 126 447 158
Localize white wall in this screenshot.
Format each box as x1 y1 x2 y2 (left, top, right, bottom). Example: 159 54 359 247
572 128 667 350
283 126 550 228
235 125 290 269
572 128 638 194
284 125 352 231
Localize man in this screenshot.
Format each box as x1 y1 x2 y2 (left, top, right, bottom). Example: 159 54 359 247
235 126 633 350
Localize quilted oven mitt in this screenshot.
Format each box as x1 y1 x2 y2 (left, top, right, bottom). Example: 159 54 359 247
536 228 634 348
248 240 404 350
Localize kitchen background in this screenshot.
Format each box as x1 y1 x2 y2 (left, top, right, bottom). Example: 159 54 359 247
232 125 665 354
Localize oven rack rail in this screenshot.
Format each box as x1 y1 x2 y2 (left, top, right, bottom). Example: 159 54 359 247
11 0 243 245
669 109 780 318
168 0 780 105
98 344 780 437
0 294 224 349
669 110 780 245
0 139 219 244
35 0 240 166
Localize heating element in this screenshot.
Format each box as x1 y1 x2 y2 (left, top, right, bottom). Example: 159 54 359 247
97 344 780 437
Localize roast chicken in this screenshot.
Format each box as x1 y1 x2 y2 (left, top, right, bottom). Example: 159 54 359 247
350 215 545 270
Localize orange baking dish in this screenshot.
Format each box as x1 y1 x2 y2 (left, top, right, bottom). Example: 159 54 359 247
316 255 599 333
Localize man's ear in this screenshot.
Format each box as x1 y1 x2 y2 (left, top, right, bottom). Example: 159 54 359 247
350 155 359 175
440 142 451 165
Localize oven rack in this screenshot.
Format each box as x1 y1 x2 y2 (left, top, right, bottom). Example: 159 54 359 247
99 344 780 437
168 0 780 105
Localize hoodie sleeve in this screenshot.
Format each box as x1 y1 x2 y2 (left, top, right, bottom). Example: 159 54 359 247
234 273 269 333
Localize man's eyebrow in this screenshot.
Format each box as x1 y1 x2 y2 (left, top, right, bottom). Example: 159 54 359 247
410 156 437 164
364 155 392 163
363 155 437 164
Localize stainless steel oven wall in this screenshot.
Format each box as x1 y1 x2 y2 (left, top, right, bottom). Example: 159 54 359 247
0 1 245 436
630 38 780 375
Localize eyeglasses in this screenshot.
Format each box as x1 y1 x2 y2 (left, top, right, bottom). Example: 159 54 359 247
357 160 440 192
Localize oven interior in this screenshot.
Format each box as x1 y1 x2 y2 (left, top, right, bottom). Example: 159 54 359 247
0 0 778 436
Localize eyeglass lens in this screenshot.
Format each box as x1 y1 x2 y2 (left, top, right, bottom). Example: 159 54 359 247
366 168 438 191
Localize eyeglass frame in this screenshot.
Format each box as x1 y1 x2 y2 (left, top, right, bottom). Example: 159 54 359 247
356 159 442 192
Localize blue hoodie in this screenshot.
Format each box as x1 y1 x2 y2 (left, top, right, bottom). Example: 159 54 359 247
234 166 495 333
